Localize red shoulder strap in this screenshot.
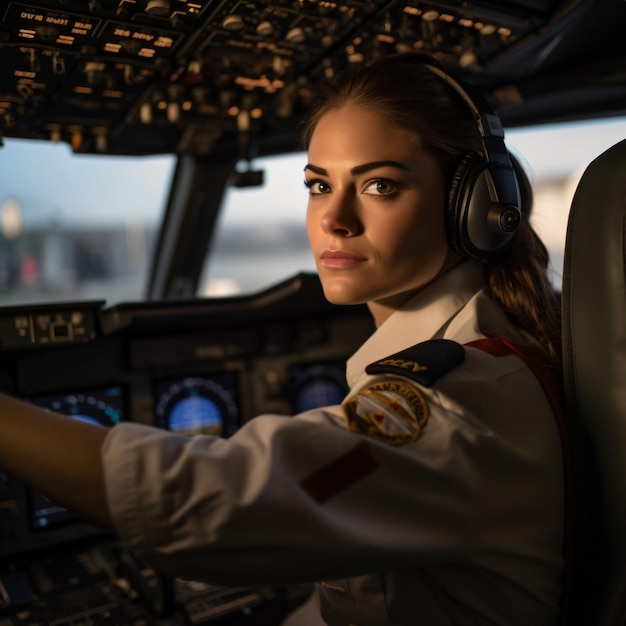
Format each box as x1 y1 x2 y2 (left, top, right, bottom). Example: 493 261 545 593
465 338 572 624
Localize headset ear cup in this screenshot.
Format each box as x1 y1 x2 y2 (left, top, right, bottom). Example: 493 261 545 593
447 152 522 260
446 152 478 257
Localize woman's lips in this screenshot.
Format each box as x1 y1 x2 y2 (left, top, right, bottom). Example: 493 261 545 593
319 249 366 269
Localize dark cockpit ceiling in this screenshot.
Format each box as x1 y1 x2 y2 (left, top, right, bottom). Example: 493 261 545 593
1 0 625 158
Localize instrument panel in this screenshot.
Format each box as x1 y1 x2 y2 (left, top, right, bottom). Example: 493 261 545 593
0 272 373 624
0 272 374 556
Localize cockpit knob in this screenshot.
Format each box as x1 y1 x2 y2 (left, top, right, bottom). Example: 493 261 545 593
145 0 170 17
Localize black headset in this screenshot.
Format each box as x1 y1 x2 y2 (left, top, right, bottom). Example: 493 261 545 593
421 62 522 260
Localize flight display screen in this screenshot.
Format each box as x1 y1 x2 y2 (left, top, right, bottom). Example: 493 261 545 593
153 373 239 437
288 362 348 413
26 386 125 529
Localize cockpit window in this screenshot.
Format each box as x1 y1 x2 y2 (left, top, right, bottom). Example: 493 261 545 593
198 153 317 297
506 116 626 288
0 139 175 307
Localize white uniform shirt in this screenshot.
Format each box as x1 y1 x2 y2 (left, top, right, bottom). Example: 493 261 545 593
102 261 564 625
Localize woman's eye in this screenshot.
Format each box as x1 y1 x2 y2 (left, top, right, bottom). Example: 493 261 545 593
304 179 331 194
364 179 395 196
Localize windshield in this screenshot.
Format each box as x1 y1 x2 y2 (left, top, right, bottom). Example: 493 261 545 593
0 139 175 307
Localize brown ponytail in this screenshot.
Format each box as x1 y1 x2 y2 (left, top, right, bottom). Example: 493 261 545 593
485 156 562 367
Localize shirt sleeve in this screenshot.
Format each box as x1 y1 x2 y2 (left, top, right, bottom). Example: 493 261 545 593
102 349 563 588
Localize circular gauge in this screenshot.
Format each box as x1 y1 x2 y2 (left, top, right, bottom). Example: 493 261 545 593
28 387 124 427
290 363 348 413
25 387 124 529
154 375 239 437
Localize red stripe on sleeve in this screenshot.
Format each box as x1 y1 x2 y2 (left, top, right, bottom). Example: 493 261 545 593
300 441 379 504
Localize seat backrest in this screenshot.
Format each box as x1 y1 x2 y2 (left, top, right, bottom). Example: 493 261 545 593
561 138 626 625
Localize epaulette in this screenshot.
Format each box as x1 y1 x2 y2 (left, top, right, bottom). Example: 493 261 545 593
365 338 465 387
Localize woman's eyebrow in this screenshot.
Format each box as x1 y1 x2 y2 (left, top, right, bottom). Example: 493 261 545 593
350 160 410 175
304 160 410 176
304 163 327 175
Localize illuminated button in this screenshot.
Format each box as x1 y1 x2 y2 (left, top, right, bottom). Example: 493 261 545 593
145 0 170 16
256 20 273 36
286 27 305 43
222 15 244 31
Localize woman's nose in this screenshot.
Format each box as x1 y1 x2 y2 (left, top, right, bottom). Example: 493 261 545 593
320 193 360 236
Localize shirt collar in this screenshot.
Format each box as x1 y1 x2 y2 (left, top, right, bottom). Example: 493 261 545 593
346 261 485 387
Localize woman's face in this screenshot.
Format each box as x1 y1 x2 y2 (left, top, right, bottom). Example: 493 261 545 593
305 104 459 326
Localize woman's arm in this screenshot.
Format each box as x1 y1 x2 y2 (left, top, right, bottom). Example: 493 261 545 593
0 392 115 532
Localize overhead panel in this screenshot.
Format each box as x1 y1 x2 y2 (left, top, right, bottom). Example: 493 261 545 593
0 0 559 154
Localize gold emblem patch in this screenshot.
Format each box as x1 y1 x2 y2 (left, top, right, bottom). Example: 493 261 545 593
342 378 429 445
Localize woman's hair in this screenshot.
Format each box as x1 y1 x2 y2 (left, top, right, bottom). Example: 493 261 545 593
301 53 562 367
